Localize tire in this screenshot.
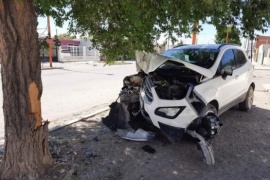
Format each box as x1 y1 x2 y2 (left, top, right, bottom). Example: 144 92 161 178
196 104 218 139
200 104 218 117
239 86 254 111
188 103 217 131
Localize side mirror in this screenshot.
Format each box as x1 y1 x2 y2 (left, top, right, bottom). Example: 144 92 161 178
221 66 233 78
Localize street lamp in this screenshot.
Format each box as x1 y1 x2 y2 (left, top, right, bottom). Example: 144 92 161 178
47 16 53 67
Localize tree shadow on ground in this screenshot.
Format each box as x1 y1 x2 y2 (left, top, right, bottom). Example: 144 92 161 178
42 102 270 180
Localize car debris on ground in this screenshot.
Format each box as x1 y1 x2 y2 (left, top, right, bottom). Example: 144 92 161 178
117 128 155 141
142 145 156 154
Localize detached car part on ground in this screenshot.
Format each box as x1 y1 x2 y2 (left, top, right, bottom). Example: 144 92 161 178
103 44 255 165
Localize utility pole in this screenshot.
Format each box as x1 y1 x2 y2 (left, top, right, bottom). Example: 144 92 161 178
167 36 170 50
192 22 197 45
56 29 58 62
250 39 253 62
226 27 229 43
47 16 53 67
226 25 232 43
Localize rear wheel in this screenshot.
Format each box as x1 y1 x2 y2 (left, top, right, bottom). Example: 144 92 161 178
239 86 254 111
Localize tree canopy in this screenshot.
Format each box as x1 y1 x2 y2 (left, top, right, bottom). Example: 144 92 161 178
65 0 270 61
34 0 270 61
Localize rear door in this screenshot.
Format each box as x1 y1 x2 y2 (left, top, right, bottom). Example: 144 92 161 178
233 49 249 96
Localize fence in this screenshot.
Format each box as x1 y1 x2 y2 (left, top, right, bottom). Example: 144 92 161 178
58 45 100 62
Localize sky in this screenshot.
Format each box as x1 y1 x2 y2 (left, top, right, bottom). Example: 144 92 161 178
38 16 270 47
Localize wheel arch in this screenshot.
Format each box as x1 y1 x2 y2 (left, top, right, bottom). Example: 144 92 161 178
209 100 219 113
250 82 255 90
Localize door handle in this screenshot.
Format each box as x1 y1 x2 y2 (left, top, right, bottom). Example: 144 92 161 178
235 75 239 79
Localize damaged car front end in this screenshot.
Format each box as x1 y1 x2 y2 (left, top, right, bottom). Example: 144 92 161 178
124 50 222 136
103 44 254 165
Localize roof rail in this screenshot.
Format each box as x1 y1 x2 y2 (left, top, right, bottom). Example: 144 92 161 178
173 44 189 48
218 43 240 49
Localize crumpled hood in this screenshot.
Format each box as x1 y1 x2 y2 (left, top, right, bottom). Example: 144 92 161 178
135 51 215 78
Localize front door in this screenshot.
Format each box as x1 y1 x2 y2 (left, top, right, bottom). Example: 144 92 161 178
216 49 241 108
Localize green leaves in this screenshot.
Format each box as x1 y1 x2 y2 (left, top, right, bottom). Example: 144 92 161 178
35 0 270 61
39 37 49 50
35 0 70 26
67 0 159 62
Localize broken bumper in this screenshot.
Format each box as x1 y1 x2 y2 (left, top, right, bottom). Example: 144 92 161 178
140 86 198 130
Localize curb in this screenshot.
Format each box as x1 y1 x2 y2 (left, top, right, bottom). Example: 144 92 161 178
0 106 110 152
48 107 109 132
41 67 64 70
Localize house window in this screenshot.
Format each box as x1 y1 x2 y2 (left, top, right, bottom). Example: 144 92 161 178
67 44 80 56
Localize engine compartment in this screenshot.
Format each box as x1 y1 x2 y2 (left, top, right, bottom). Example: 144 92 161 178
147 66 202 100
148 73 188 100
120 66 203 104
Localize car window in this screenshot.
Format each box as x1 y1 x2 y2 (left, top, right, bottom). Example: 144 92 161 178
233 49 247 68
162 48 219 69
216 49 236 74
220 49 236 68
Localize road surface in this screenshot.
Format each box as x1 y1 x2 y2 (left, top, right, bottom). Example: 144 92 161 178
0 62 137 139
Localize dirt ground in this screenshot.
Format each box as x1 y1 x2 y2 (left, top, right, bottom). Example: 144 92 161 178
1 67 270 180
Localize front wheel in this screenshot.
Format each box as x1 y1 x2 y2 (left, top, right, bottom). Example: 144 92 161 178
200 104 218 117
239 86 254 111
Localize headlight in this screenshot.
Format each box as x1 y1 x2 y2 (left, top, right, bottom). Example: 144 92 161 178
155 106 186 119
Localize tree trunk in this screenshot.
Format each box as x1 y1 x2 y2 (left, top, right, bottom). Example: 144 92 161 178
0 1 52 179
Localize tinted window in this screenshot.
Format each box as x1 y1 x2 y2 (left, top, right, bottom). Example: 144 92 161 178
216 49 236 74
162 48 219 69
234 49 247 68
220 49 236 69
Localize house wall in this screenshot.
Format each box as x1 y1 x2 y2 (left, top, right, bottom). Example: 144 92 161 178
79 39 100 56
60 39 80 47
255 35 270 49
264 49 270 65
257 44 270 65
40 39 81 62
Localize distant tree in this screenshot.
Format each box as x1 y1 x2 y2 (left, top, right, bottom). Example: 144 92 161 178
215 26 242 45
57 33 76 40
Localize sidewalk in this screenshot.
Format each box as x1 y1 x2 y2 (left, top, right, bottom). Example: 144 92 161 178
253 63 270 93
41 60 135 70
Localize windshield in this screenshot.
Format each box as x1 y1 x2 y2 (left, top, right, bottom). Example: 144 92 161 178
162 48 219 68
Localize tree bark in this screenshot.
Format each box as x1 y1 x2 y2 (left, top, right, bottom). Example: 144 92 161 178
0 1 52 179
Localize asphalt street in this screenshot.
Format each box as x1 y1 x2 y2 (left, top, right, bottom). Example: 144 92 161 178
0 62 137 139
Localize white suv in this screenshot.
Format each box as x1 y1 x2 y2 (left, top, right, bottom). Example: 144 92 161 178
104 44 254 165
